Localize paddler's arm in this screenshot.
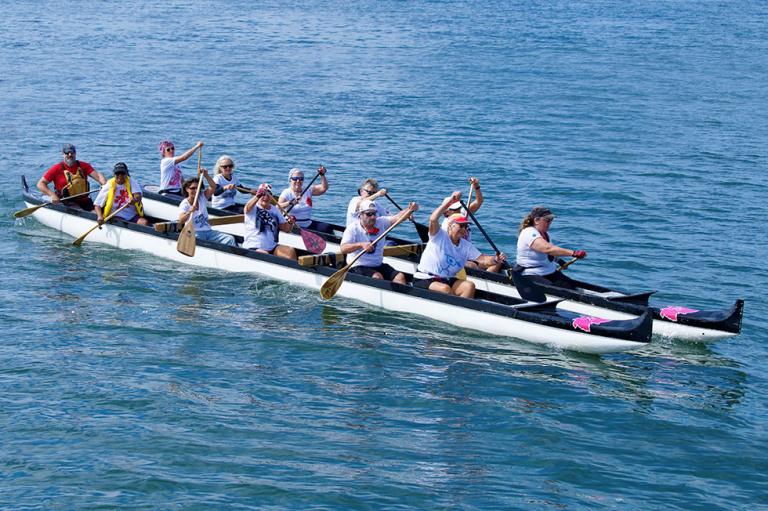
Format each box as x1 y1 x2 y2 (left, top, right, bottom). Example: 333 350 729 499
476 252 507 268
312 165 328 195
530 237 586 259
89 169 107 186
36 177 61 203
201 169 216 200
94 204 105 225
468 177 483 213
174 141 204 164
430 191 461 236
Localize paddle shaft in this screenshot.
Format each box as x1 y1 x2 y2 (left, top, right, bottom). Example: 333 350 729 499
176 150 205 256
284 171 321 214
15 188 99 218
458 199 502 255
558 257 579 271
72 201 133 246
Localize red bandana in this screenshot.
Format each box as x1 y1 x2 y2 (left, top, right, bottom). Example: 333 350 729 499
366 227 380 235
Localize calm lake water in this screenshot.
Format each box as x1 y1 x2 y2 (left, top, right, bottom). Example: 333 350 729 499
1 1 767 509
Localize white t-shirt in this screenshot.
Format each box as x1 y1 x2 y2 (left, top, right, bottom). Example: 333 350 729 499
340 216 394 267
345 196 390 226
415 229 481 279
94 177 143 220
160 157 183 191
178 194 211 232
279 188 313 228
441 216 472 242
212 174 242 209
243 205 284 251
516 226 557 276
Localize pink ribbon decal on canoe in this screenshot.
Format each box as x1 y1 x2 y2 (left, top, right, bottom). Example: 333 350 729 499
572 316 612 333
659 306 699 322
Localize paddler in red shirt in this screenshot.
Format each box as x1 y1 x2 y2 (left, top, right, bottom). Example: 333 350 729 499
36 143 107 210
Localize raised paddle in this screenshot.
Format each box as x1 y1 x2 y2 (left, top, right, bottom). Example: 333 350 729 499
177 149 204 257
14 188 98 218
320 205 416 300
72 201 133 247
383 193 429 243
458 199 504 258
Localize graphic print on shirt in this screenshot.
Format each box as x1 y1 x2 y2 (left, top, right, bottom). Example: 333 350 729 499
115 188 131 208
256 207 278 234
169 166 182 188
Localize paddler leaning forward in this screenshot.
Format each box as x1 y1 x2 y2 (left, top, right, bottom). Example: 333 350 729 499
413 191 507 298
94 162 150 227
340 198 418 284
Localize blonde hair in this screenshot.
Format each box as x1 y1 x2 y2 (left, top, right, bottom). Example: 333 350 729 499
518 214 535 233
213 155 235 175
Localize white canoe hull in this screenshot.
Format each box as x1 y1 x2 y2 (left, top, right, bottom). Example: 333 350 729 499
26 201 649 355
140 195 734 342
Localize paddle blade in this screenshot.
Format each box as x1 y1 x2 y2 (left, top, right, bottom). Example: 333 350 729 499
177 222 197 257
320 266 350 300
14 203 45 218
72 225 98 247
413 221 430 243
301 228 326 254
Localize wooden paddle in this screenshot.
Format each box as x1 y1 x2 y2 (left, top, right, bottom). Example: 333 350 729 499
558 257 579 271
154 214 244 233
14 188 98 218
320 205 415 300
72 201 133 246
383 193 429 243
177 149 204 257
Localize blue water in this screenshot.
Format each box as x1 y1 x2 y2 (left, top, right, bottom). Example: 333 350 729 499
2 1 767 509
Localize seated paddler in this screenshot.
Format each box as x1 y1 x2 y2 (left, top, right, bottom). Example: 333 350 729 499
94 162 150 227
177 170 237 247
243 183 297 260
37 143 107 210
340 199 418 284
413 191 506 298
515 205 586 290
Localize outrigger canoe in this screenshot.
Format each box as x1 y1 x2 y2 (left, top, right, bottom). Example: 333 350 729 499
19 178 652 355
140 185 744 342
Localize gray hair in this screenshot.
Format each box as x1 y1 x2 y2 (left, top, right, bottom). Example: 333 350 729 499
213 155 235 175
288 167 303 179
359 178 379 194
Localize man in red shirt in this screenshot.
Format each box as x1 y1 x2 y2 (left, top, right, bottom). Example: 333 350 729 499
37 143 106 210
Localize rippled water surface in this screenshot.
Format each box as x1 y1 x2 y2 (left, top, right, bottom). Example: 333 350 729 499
1 1 767 509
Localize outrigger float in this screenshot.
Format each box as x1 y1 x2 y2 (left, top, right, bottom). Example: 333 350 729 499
18 178 653 355
138 185 744 342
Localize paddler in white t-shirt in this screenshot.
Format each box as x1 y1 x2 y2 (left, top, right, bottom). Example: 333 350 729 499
414 191 507 298
340 199 417 284
515 205 586 290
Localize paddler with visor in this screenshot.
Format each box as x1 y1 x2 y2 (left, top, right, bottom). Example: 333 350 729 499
413 191 507 298
515 206 586 290
37 143 107 210
94 162 149 227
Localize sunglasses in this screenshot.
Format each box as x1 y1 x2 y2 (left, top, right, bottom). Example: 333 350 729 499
64 151 75 156
455 223 469 230
362 211 377 217
362 188 377 194
220 164 234 169
165 147 175 152
290 176 304 181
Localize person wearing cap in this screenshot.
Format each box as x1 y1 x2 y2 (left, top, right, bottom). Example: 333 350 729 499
413 192 506 298
440 176 483 240
93 163 149 227
242 183 297 259
340 199 418 284
178 170 237 247
37 144 106 210
212 155 253 212
277 166 333 234
345 178 390 226
515 206 586 290
158 140 204 195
